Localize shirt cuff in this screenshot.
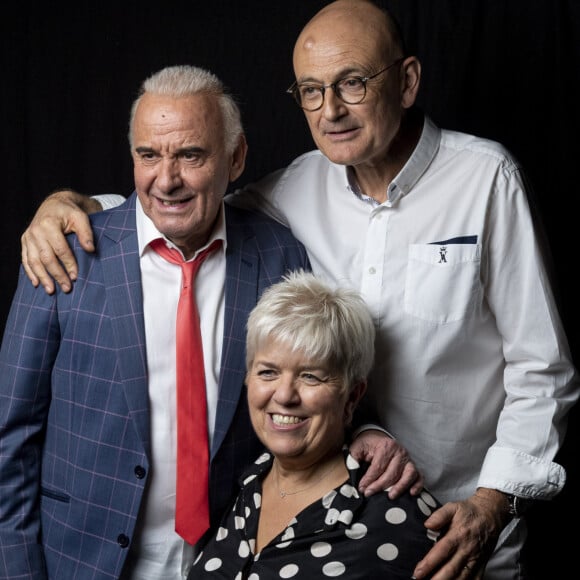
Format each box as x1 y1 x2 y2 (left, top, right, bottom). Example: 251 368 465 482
92 194 125 210
351 423 395 440
478 446 566 499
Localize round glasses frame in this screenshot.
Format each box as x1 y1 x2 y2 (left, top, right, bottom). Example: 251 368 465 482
286 57 405 112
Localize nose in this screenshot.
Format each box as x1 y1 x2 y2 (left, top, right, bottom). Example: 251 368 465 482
156 158 182 192
320 87 348 120
272 374 301 405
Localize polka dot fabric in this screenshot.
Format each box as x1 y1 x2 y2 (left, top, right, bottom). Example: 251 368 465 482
189 448 441 579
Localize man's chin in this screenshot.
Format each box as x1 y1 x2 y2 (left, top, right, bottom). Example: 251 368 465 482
321 150 358 167
317 139 362 167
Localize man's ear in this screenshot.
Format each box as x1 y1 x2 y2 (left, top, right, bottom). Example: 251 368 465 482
229 134 248 182
400 56 421 109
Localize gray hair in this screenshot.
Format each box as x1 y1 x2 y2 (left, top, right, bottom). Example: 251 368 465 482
246 270 376 391
128 65 243 154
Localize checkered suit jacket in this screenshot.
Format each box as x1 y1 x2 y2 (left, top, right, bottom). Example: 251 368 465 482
0 193 311 579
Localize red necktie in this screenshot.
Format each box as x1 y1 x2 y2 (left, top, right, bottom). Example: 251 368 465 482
150 237 221 545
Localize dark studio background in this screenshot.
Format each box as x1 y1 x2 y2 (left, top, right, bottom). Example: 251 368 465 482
1 1 578 577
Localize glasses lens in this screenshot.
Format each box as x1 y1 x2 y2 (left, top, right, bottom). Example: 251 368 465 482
336 77 366 104
297 85 323 110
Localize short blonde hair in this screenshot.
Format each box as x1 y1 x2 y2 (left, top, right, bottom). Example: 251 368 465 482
246 270 376 390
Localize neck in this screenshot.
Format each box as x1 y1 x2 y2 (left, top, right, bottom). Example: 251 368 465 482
352 108 424 203
272 453 345 499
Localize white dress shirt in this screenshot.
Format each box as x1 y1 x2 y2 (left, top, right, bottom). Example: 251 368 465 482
229 115 578 508
120 198 226 580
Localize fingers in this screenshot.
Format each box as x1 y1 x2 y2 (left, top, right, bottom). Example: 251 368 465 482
360 459 422 499
20 191 96 294
68 214 96 255
423 502 455 530
385 463 424 499
453 559 483 579
409 474 426 496
412 496 501 579
413 559 481 580
21 225 78 293
461 560 483 578
21 237 40 289
412 527 478 579
21 229 57 294
353 435 421 497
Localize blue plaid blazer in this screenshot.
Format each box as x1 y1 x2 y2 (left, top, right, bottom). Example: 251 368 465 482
0 193 311 579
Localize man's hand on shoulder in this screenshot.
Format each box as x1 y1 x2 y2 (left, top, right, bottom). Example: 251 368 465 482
349 429 424 498
21 189 101 294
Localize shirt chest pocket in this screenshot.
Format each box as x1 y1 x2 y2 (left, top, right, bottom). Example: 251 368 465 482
404 243 482 323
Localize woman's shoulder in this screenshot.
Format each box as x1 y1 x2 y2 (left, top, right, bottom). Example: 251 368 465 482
347 451 441 523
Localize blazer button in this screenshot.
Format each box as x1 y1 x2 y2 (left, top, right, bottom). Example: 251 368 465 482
117 534 130 548
134 465 146 479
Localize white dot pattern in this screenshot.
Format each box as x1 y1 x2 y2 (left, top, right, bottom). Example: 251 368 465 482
322 561 346 576
377 542 399 561
311 541 332 557
279 563 299 577
344 522 366 539
189 448 441 578
204 557 222 571
238 540 251 558
385 506 407 524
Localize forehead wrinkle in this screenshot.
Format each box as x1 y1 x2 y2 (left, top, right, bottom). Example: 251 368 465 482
295 36 387 85
134 94 220 155
135 125 203 156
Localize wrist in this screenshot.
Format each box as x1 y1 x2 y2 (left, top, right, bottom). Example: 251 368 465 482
48 189 102 214
476 487 531 520
474 487 513 526
503 492 532 518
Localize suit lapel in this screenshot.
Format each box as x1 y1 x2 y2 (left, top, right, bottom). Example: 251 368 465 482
211 215 258 457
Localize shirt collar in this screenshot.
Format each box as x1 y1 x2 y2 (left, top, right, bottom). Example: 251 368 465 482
136 196 227 259
344 113 441 207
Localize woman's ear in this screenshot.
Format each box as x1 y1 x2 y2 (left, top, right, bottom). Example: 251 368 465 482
344 380 367 426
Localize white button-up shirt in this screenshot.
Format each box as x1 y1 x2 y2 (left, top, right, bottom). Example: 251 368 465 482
228 114 578 506
120 198 226 580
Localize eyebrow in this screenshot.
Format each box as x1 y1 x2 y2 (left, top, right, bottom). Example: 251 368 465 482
296 66 366 85
134 145 205 155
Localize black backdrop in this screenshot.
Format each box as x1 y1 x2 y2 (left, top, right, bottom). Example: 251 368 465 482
2 1 578 577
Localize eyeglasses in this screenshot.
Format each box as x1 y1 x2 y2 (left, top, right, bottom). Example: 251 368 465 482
287 57 405 112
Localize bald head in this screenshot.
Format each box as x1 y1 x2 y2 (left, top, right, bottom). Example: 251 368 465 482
293 0 405 74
